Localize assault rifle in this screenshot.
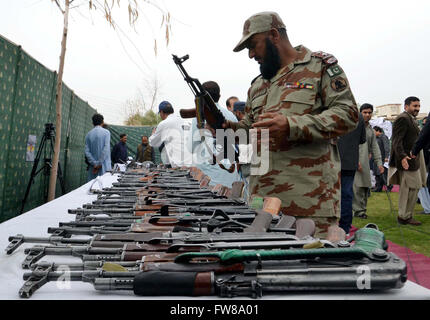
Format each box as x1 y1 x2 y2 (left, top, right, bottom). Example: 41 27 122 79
27 237 335 273
68 199 268 220
11 209 300 255
8 224 302 256
172 54 238 170
88 181 229 200
15 213 307 249
7 197 284 253
172 54 226 130
19 226 407 298
20 229 315 269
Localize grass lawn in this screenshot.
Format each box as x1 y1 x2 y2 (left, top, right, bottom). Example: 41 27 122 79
352 190 430 257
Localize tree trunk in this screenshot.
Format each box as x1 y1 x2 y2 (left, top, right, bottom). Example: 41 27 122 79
47 0 69 202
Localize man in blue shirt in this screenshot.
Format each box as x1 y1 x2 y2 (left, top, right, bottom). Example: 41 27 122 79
111 133 128 165
84 114 111 181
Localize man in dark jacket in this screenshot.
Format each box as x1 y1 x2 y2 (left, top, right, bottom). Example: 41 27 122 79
412 113 430 175
373 126 390 192
388 97 426 226
111 133 128 165
412 112 430 214
136 135 155 163
337 113 366 234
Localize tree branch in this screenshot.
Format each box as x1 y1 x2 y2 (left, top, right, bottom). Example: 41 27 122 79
53 0 65 14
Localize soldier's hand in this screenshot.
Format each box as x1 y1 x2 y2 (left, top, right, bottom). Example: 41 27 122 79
222 121 232 129
252 113 289 151
378 165 385 175
358 162 362 172
401 156 410 170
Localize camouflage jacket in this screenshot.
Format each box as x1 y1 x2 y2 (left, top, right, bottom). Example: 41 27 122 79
230 45 359 218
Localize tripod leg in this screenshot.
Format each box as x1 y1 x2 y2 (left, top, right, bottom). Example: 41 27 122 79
21 135 47 214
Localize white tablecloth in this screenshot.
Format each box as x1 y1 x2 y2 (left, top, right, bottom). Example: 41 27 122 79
1 173 429 300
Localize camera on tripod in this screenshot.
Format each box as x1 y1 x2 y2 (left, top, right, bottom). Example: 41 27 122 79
44 123 55 138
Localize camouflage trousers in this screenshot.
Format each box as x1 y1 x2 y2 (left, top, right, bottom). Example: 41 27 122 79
295 216 339 239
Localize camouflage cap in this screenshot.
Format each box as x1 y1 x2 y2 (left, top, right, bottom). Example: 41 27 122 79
233 11 286 52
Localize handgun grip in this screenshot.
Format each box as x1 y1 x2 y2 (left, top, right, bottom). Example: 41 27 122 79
243 210 273 233
230 181 244 199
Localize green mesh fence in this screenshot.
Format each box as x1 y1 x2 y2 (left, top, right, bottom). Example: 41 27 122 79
0 34 97 222
0 36 18 220
0 34 164 222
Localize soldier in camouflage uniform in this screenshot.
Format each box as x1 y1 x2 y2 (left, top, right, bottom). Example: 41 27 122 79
226 12 359 237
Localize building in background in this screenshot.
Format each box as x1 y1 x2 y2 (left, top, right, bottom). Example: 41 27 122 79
375 103 427 121
375 104 401 120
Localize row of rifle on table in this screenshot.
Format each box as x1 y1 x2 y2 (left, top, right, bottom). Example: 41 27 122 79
5 164 407 298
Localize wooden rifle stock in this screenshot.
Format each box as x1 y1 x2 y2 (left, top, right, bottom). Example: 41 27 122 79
230 181 244 199
179 108 197 119
129 223 187 233
294 219 316 238
326 225 346 243
123 252 181 262
141 261 245 274
262 197 282 215
239 197 281 233
243 210 273 233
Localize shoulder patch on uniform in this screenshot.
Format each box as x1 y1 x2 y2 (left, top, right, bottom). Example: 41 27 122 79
326 65 343 78
251 74 262 85
330 77 348 92
312 51 338 66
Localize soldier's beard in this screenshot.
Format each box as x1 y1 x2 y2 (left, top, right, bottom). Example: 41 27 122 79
260 38 281 80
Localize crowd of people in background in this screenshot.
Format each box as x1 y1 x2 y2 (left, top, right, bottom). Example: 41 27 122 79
336 97 430 234
84 94 430 237
84 11 430 239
